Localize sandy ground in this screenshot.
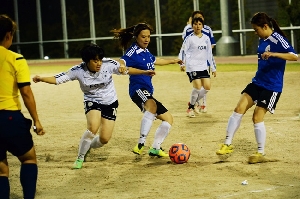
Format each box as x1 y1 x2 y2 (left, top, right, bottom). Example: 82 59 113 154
7 57 300 199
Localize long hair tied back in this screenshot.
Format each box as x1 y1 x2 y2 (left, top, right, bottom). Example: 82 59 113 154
251 12 286 38
111 23 153 50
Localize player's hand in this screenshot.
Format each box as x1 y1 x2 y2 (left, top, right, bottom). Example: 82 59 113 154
180 65 186 72
212 71 217 77
145 70 156 76
176 59 184 65
119 64 128 74
32 75 41 83
33 120 45 135
261 52 272 60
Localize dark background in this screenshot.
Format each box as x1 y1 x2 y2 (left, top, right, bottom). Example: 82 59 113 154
1 0 299 59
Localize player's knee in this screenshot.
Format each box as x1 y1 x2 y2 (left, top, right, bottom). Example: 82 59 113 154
100 137 109 144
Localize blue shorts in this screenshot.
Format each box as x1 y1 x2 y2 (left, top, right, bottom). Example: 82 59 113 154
131 88 168 115
0 111 34 160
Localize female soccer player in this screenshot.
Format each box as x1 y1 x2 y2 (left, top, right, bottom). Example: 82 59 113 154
0 14 45 199
33 43 155 169
216 12 298 164
111 23 182 157
182 10 216 113
178 17 217 118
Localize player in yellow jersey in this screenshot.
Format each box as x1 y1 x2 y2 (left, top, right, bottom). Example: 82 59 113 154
0 14 45 199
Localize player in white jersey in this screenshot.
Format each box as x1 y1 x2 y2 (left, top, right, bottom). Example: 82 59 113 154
178 17 217 118
216 12 298 163
182 10 216 113
32 44 155 169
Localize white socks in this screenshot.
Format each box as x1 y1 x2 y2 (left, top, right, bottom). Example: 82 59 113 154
254 122 266 154
224 112 243 145
138 111 156 144
190 88 200 106
90 135 104 148
78 130 95 160
152 121 171 150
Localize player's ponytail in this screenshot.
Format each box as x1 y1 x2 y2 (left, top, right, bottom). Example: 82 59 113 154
111 23 153 50
251 12 287 38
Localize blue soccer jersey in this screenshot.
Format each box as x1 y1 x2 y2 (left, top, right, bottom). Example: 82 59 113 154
121 43 156 97
252 32 298 92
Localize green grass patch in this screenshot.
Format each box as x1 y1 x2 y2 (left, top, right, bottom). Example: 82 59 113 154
29 62 299 74
155 63 300 72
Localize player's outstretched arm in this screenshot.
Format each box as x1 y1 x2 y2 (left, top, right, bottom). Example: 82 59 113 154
155 58 183 66
127 67 155 76
32 75 57 84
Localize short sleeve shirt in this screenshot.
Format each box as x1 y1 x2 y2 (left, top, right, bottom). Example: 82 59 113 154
0 46 30 110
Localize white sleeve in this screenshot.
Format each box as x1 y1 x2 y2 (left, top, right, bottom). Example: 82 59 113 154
207 40 216 72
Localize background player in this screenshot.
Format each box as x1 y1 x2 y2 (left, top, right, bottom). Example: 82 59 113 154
182 10 216 113
179 17 217 118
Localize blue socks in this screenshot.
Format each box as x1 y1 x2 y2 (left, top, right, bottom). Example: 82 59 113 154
0 176 10 199
20 164 38 199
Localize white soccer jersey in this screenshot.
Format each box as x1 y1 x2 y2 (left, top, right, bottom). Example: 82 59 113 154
54 58 122 105
178 33 216 72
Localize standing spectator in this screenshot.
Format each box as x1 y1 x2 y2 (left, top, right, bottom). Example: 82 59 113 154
111 23 182 157
216 12 298 164
0 14 45 199
178 17 217 118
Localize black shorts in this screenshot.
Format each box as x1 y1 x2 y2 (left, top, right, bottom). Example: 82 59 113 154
0 111 34 160
84 100 119 121
186 70 210 83
131 88 168 116
242 83 281 114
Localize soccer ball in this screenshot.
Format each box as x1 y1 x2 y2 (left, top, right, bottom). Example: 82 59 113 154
169 143 190 164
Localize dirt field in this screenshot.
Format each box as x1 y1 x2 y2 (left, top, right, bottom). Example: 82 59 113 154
7 57 300 199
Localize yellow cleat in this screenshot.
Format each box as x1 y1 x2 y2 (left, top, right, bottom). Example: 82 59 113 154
133 143 144 155
216 144 234 155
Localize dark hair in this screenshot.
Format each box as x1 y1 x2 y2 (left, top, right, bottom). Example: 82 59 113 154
251 12 286 38
80 43 105 63
0 14 17 41
192 17 204 25
111 23 153 50
191 11 204 19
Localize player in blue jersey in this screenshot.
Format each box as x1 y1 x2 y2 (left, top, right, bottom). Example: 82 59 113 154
179 17 217 118
0 14 45 199
111 23 182 157
216 12 298 164
182 10 216 113
33 43 155 169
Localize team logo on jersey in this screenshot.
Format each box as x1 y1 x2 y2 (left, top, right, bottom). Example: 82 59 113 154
193 72 197 76
198 46 207 50
265 45 270 52
261 100 266 104
88 102 93 107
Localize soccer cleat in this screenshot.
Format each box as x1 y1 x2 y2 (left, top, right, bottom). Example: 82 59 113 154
148 148 169 157
186 108 195 118
248 152 266 164
133 143 144 155
188 102 200 114
72 159 84 169
216 144 234 155
200 105 207 113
